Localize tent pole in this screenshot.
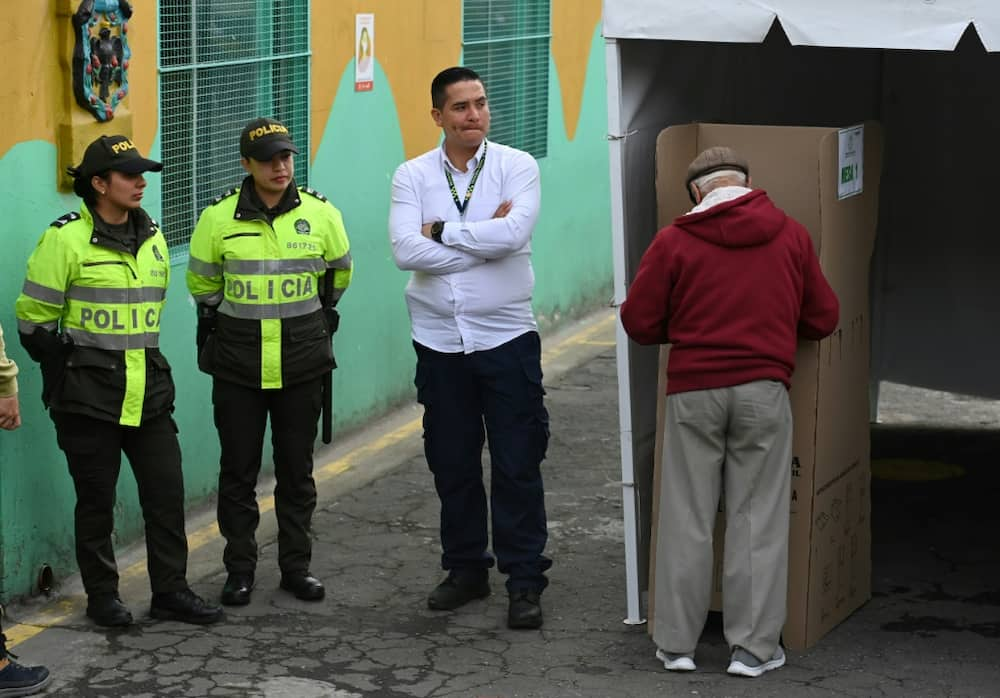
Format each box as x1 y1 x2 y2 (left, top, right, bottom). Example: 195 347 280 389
606 36 645 626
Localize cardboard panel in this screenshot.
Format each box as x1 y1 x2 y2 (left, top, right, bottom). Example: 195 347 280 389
817 128 881 321
806 320 872 645
654 124 698 230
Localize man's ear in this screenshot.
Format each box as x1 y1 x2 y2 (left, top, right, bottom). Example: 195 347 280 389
689 182 702 205
240 157 251 174
431 108 443 127
746 175 753 188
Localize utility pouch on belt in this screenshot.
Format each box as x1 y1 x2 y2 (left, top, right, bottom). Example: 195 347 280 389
21 327 70 406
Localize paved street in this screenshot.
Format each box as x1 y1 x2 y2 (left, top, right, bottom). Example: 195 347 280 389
4 308 999 697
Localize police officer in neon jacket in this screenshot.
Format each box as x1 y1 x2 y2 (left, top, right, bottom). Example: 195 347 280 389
15 135 223 628
187 118 352 606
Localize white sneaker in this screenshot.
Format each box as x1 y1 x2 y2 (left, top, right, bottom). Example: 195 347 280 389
727 646 786 677
655 648 696 672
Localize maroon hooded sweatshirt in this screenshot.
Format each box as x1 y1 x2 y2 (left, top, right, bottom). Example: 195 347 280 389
620 189 839 394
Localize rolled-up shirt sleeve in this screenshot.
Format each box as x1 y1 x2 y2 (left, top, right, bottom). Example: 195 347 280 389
0 323 18 397
441 151 539 259
389 163 486 275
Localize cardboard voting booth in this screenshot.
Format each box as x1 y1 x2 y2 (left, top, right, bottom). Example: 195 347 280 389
646 123 881 650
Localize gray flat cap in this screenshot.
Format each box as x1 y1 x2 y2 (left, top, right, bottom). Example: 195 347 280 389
686 146 750 188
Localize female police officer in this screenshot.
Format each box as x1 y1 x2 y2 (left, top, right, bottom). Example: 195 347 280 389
15 135 222 627
187 118 352 606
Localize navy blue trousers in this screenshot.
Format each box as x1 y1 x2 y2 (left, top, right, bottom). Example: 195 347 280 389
414 331 552 593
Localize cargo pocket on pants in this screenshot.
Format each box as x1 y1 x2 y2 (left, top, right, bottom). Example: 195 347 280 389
517 348 550 464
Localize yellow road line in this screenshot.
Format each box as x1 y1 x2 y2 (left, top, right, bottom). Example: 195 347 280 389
5 311 616 648
541 313 615 363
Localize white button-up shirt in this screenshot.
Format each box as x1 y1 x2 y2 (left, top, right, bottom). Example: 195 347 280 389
389 139 541 353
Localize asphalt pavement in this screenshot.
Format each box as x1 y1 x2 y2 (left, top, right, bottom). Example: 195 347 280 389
3 307 999 697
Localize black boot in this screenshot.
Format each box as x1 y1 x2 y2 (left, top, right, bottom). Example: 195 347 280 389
221 572 255 606
86 592 133 627
427 570 490 611
507 590 543 629
150 588 223 625
279 572 325 601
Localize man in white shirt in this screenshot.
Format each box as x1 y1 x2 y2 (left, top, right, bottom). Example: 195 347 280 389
389 66 551 630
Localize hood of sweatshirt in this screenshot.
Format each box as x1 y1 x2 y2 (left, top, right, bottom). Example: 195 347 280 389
674 189 785 248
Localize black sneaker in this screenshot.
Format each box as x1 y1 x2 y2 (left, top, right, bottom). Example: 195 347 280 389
0 653 52 697
86 592 133 627
507 589 543 629
427 571 490 611
150 588 223 625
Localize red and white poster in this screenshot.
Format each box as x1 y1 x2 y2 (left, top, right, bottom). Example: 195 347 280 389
355 14 375 92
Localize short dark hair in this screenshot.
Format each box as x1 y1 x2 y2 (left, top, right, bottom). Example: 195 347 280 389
431 66 483 109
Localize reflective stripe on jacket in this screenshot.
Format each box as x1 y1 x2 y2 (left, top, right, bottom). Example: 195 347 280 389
15 203 172 426
187 184 352 389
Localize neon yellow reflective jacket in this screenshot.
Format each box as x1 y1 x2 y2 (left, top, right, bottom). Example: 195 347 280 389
15 204 174 427
187 180 352 389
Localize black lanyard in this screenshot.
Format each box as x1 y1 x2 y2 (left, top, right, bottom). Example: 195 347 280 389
444 141 488 217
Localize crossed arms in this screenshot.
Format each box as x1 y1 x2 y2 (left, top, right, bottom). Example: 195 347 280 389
389 152 540 275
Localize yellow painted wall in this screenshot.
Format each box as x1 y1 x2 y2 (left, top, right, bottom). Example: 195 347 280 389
0 0 158 160
2 1 601 162
311 1 462 162
0 4 61 157
552 0 602 141
129 0 159 154
312 0 601 160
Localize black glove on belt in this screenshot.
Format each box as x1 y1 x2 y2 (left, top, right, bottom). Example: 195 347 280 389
196 304 217 353
324 308 340 335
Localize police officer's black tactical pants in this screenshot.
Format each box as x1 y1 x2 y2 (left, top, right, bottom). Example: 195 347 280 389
212 377 323 576
52 410 189 595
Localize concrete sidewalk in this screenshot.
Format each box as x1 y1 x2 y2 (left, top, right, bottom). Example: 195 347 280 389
4 307 999 697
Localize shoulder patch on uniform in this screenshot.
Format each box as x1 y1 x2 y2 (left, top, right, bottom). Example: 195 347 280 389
50 211 80 228
211 188 239 205
300 186 328 203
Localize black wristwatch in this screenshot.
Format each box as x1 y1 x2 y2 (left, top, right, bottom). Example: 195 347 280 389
431 220 444 243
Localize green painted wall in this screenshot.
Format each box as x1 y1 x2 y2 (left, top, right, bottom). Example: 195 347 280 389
309 61 414 425
535 27 613 327
0 27 610 600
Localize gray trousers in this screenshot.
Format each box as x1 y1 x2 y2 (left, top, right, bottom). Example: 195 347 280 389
652 380 792 662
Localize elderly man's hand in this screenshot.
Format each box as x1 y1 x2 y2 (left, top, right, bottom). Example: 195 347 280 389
0 394 22 430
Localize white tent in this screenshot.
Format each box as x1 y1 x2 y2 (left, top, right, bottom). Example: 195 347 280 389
604 0 1000 623
604 1 1000 51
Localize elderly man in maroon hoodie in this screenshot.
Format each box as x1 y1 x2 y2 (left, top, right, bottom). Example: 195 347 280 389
621 147 839 678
